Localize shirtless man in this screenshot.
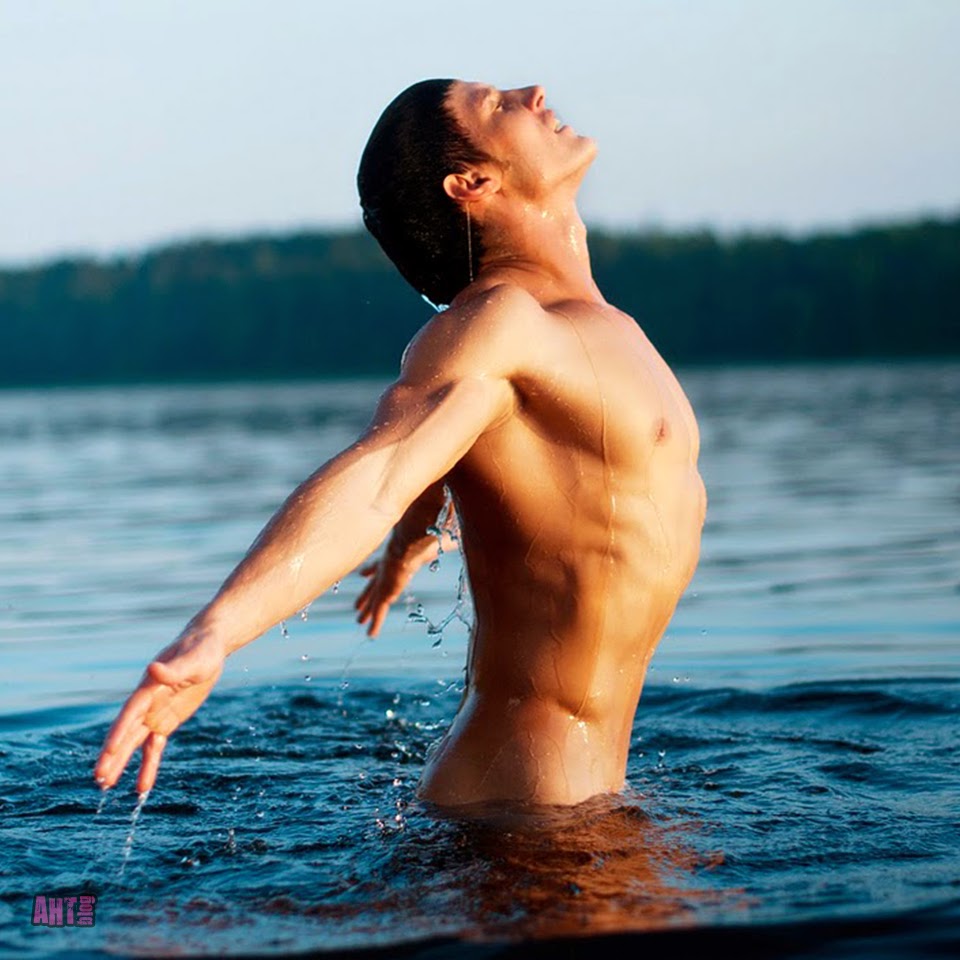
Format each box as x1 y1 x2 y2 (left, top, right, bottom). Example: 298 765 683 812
94 79 706 807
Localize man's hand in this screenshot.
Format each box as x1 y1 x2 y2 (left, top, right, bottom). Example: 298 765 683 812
93 629 225 794
355 544 435 637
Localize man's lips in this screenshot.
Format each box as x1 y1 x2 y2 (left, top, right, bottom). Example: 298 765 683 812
545 109 567 133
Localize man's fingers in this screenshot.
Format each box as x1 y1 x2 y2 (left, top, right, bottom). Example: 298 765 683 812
99 687 151 756
370 604 389 637
137 733 167 794
387 584 404 605
96 722 150 788
354 581 373 610
95 685 160 784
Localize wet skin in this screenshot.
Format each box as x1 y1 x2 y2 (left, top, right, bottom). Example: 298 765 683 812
94 81 706 806
410 288 705 805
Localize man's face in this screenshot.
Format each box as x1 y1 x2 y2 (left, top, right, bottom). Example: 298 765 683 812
446 81 597 200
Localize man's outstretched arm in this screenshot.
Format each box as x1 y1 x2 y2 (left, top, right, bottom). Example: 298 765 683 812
94 302 519 793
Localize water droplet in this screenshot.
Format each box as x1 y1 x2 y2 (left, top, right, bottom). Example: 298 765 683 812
429 559 440 573
385 709 396 720
279 621 289 640
332 580 340 594
119 790 150 878
300 653 309 661
304 674 312 682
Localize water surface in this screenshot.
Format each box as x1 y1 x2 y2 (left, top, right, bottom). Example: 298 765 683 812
1 361 957 957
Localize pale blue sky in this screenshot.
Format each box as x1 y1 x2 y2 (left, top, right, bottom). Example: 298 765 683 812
1 0 958 264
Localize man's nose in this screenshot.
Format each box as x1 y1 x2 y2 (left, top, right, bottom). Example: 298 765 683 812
519 85 546 111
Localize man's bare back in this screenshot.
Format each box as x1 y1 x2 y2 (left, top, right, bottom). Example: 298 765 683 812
94 80 706 809
412 284 706 805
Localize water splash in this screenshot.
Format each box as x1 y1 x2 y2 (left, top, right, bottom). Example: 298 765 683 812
118 790 150 878
425 487 461 561
407 565 472 646
407 489 470 645
421 294 449 314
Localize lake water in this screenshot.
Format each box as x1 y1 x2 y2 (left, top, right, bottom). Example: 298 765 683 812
1 360 958 958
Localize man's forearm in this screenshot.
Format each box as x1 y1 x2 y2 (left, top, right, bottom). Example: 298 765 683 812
180 365 510 657
192 442 420 656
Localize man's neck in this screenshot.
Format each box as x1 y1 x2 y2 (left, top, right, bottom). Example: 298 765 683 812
472 197 604 307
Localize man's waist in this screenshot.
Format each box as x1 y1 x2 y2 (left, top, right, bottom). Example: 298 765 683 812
463 682 630 731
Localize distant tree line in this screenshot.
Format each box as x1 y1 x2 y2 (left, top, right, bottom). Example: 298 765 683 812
0 215 957 387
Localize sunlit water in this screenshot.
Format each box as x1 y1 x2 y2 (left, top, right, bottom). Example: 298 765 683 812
1 361 958 958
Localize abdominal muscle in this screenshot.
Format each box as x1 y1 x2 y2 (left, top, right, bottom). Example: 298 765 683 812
415 587 673 808
414 474 701 809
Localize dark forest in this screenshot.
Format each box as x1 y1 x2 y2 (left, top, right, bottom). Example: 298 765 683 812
0 215 956 386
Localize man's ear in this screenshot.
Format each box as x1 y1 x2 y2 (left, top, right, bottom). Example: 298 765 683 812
442 168 500 203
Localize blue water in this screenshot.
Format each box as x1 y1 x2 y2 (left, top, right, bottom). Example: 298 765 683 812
1 361 958 958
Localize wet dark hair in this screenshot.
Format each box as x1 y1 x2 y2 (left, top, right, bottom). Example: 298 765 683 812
357 79 492 307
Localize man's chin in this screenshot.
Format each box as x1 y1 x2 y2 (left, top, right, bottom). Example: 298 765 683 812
571 137 599 176
571 134 599 162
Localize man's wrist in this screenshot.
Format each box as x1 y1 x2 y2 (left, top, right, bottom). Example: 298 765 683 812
180 607 233 658
386 533 419 565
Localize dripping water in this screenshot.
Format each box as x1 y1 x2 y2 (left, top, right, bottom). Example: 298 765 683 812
118 790 150 878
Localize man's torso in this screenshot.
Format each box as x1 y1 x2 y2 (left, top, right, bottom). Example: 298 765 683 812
417 291 706 806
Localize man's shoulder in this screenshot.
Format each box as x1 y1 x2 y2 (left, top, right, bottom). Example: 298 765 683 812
444 282 545 337
401 283 546 379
